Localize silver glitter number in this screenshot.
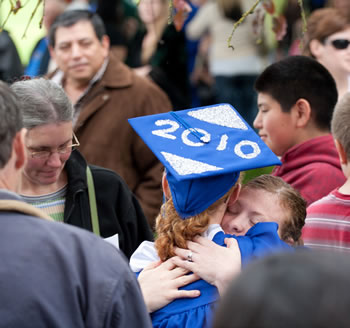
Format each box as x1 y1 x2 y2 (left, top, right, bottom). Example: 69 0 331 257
234 140 261 159
217 134 228 151
152 120 179 140
181 128 211 147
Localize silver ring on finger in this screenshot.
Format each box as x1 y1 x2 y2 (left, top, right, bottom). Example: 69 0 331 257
187 251 193 262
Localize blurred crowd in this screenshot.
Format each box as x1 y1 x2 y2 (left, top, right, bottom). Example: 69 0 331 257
1 0 350 326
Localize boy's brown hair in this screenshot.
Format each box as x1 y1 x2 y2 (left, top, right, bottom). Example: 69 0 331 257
331 92 350 160
254 56 338 131
244 175 306 245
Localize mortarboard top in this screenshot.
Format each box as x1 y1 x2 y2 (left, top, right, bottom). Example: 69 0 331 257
129 103 281 219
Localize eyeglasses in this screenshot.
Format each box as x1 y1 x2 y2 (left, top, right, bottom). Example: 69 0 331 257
28 132 80 160
329 39 350 50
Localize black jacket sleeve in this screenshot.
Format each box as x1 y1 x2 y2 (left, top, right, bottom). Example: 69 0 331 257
0 30 23 82
91 165 154 258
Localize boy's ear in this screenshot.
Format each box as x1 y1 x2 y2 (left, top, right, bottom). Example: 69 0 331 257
227 183 241 205
334 139 348 165
284 236 295 246
293 99 311 128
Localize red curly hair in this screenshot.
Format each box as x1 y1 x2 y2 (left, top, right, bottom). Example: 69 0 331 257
155 182 239 261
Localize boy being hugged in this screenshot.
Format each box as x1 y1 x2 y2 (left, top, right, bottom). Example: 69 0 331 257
254 55 346 206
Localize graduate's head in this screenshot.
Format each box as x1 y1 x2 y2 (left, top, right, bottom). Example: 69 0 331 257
157 172 242 260
129 104 281 260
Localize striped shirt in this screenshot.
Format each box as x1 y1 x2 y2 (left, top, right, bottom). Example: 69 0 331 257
302 189 350 253
20 186 67 223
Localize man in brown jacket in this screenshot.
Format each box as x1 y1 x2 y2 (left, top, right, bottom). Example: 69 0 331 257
48 9 172 227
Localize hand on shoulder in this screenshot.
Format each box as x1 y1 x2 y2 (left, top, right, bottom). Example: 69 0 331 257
173 236 241 295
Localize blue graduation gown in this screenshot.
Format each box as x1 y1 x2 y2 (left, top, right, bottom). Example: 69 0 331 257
149 222 291 328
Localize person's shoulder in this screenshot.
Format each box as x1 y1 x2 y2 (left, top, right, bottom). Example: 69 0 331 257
245 222 279 237
129 241 158 272
21 211 121 253
282 136 341 173
130 74 172 113
89 164 131 193
298 162 344 189
89 164 123 181
307 195 330 210
307 189 347 212
301 162 342 175
3 209 119 254
240 223 291 264
105 56 171 108
131 68 167 93
244 222 290 249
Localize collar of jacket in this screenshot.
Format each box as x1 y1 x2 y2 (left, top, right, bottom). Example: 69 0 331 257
65 150 88 193
0 189 52 221
63 150 94 226
0 200 53 221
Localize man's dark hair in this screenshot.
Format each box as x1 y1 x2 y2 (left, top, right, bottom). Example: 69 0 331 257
214 250 350 328
254 55 338 130
49 10 106 48
0 81 23 168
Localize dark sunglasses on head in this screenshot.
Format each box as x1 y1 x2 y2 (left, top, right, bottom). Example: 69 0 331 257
330 39 350 50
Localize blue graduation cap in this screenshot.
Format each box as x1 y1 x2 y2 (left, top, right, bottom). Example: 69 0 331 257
129 104 281 219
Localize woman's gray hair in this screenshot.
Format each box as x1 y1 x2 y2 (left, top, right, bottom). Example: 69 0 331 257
10 78 73 129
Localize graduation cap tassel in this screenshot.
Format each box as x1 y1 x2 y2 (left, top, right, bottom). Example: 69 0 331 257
170 111 210 144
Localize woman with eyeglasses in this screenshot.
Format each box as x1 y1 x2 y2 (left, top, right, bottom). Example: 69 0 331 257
11 78 153 259
302 7 350 99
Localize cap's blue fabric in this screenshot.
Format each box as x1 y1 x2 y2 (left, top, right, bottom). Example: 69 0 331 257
166 170 240 218
129 103 281 218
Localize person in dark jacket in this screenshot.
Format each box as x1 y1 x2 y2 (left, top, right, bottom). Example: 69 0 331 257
12 77 153 259
0 79 152 328
134 0 190 110
0 29 23 82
